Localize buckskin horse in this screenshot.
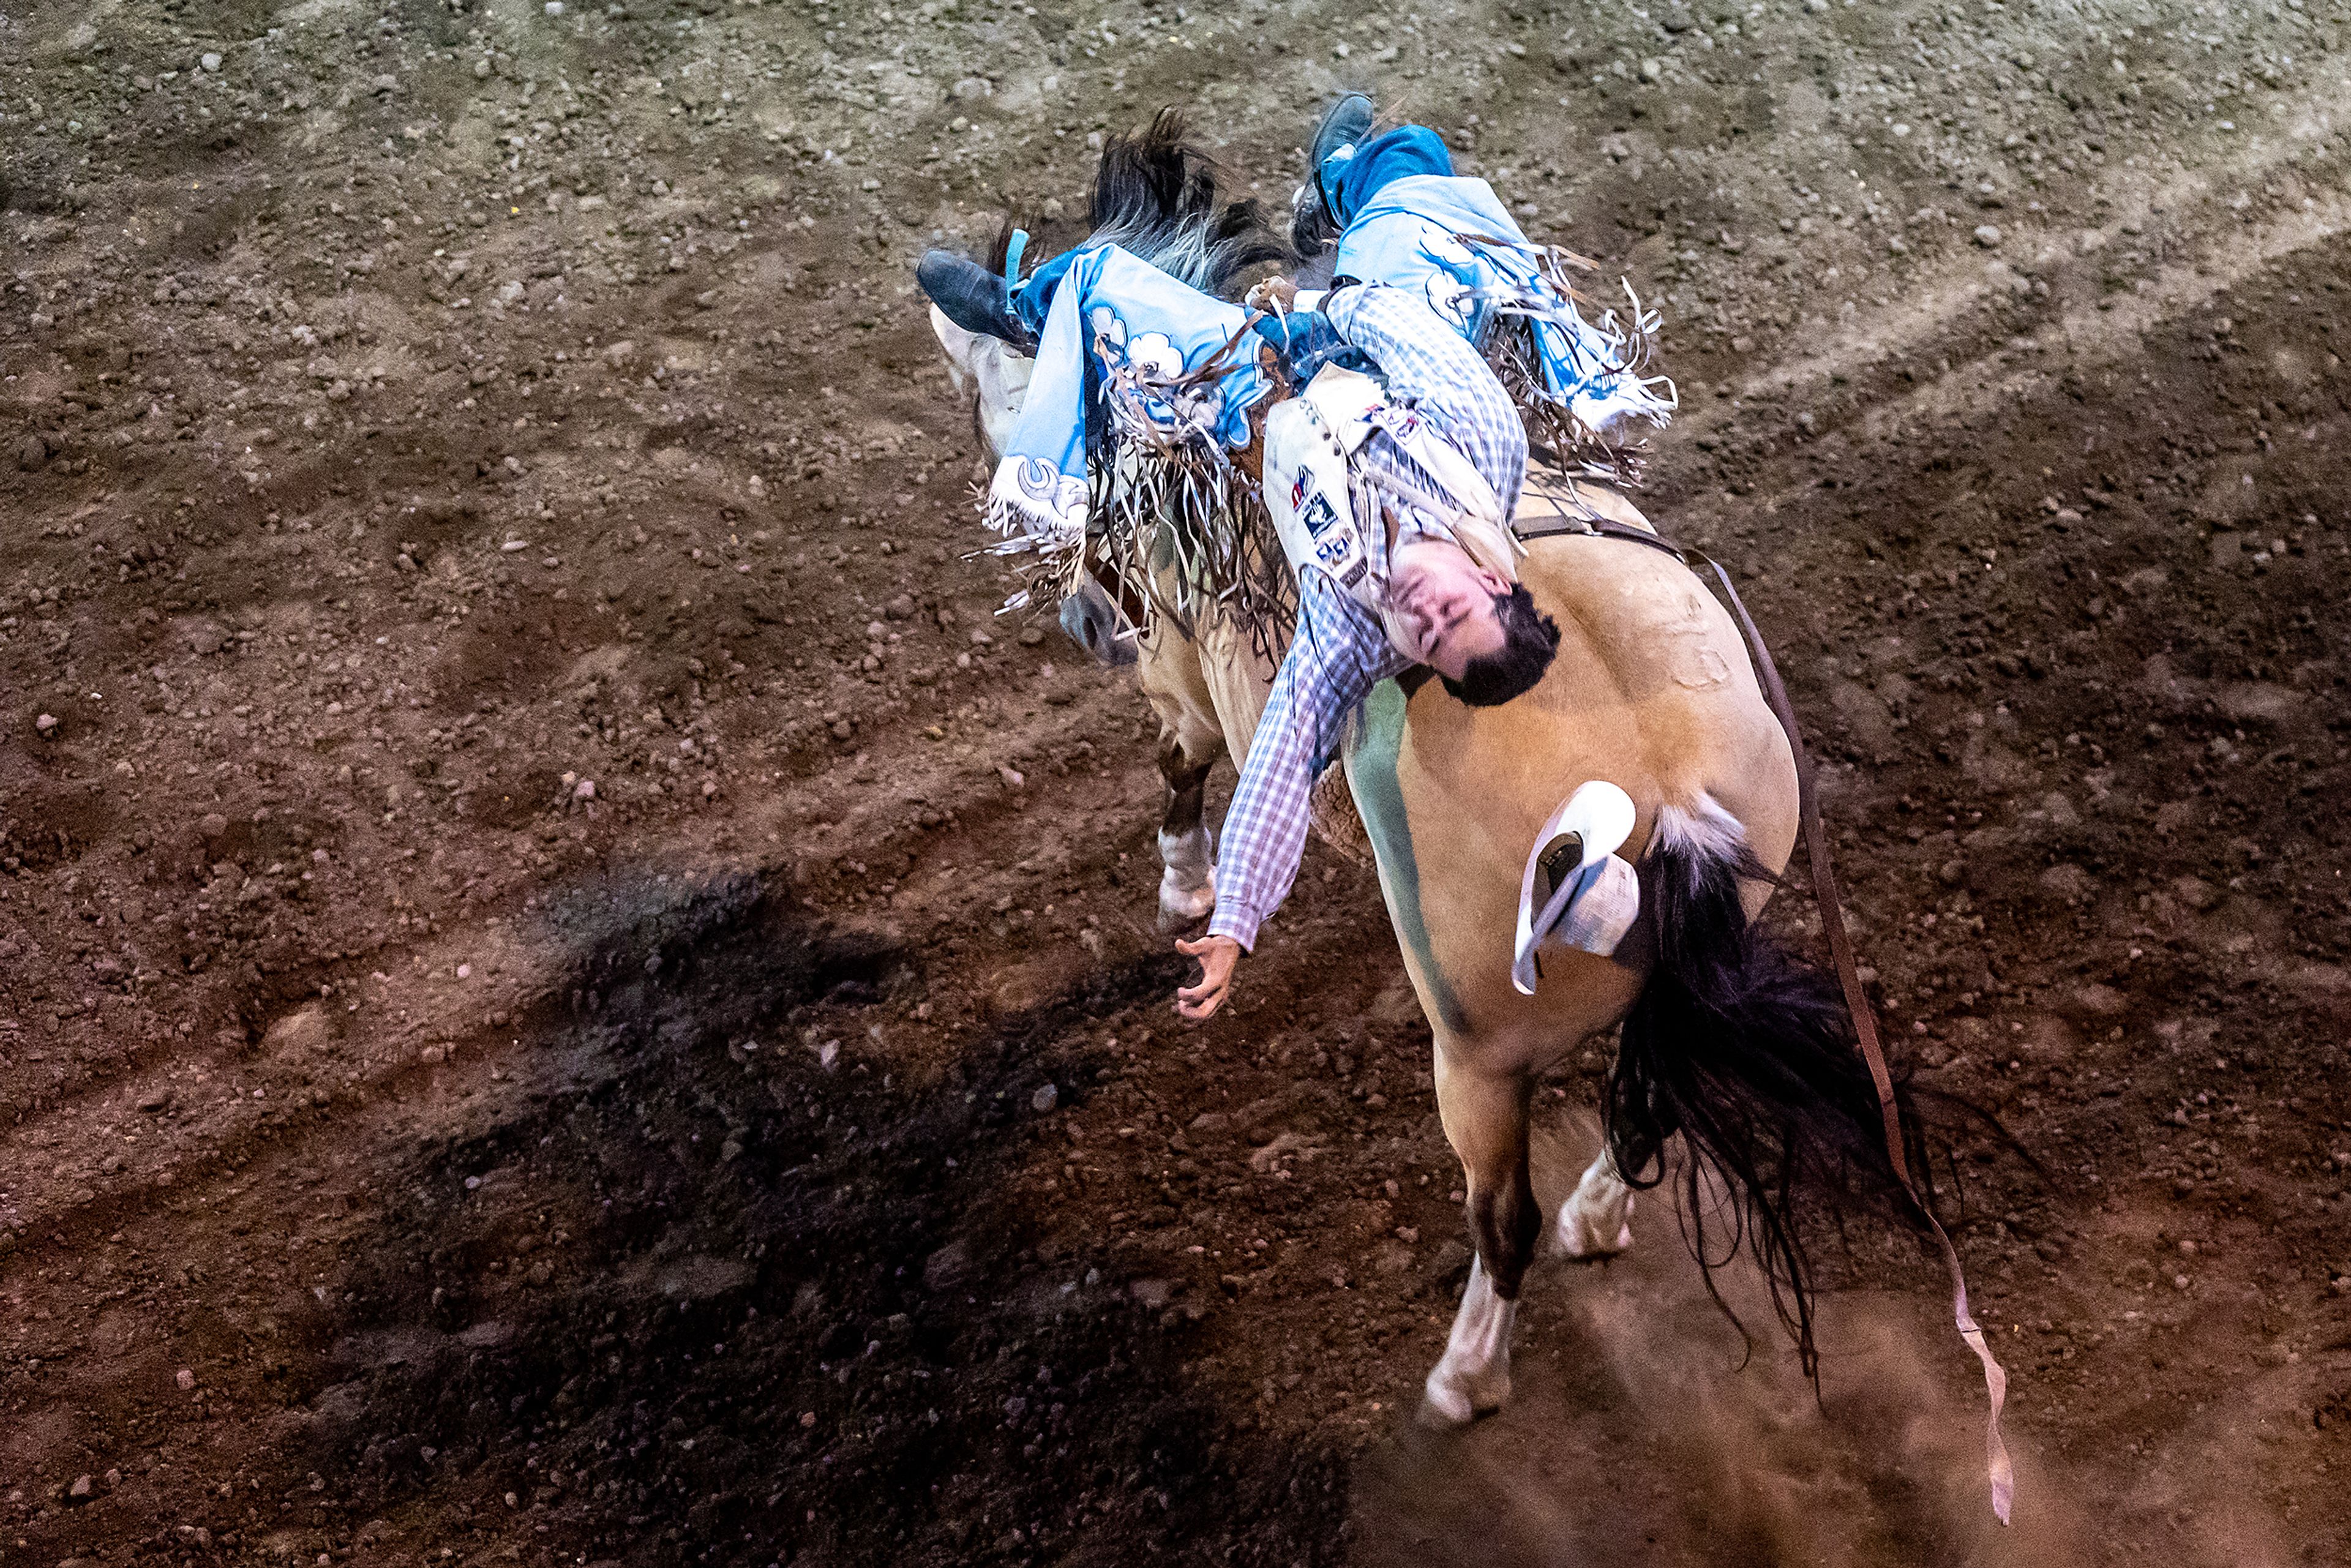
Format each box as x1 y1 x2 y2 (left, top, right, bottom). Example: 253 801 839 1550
924 114 2006 1515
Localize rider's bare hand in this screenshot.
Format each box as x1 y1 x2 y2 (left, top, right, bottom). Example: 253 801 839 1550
1246 276 1300 314
1175 935 1242 1021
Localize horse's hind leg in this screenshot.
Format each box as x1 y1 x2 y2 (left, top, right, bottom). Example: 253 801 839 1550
1423 1056 1540 1425
1555 1146 1634 1259
1155 734 1220 930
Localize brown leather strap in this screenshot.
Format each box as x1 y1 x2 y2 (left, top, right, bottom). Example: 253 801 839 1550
1519 514 2014 1523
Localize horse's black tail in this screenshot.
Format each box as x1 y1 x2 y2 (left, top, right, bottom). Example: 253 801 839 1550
1604 796 1930 1380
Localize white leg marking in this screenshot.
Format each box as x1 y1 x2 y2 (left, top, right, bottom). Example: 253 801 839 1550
1422 1255 1518 1425
1156 825 1216 928
1555 1150 1635 1259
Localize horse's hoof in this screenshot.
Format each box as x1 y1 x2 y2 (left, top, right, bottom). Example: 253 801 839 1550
1417 1390 1474 1429
1156 869 1215 932
1556 1193 1635 1261
1420 1367 1508 1427
1155 896 1212 932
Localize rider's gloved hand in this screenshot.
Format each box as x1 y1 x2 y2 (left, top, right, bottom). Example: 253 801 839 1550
1249 309 1340 361
1245 276 1302 313
1250 310 1367 386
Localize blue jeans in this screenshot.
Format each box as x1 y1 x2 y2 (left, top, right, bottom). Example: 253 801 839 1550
1013 246 1086 338
1321 126 1455 227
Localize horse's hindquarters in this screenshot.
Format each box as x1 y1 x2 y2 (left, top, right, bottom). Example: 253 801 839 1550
1343 533 1798 1069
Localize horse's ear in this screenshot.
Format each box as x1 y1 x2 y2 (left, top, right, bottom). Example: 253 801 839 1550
929 304 980 395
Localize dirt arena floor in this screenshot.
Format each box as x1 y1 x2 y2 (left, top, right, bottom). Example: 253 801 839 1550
6 0 2351 1563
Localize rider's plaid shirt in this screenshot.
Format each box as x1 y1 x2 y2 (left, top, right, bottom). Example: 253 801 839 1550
1208 283 1526 952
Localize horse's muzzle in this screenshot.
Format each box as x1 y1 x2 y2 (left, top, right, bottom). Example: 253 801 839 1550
1059 578 1138 669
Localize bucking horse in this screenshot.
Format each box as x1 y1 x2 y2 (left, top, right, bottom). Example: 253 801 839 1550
923 112 2011 1519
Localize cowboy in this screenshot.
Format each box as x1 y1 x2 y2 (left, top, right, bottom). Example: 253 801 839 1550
925 231 1559 1027
1171 100 1680 1022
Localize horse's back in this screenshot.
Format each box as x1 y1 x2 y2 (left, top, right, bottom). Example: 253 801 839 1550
1349 530 1798 1057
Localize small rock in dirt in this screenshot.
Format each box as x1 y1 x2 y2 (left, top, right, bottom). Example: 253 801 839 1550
2061 981 2128 1019
138 1087 170 1112
2038 863 2098 901
35 713 58 737
1030 1082 1059 1113
1232 1095 1284 1142
177 1368 197 1390
924 1239 974 1291
69 1474 93 1501
200 52 222 71
2172 876 2220 912
1973 224 2003 247
199 812 229 841
1018 626 1046 646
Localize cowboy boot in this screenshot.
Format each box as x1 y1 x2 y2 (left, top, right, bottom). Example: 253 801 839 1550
1291 92 1374 258
1309 91 1376 182
916 250 1033 350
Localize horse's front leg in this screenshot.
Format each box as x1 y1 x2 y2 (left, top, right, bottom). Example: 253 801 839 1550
1155 735 1220 930
1423 1056 1540 1425
1554 1146 1634 1259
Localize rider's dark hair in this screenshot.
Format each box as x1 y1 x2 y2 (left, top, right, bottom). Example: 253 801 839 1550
1440 583 1559 707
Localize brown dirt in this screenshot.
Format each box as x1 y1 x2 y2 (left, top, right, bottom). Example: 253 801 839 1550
4 1 2350 1566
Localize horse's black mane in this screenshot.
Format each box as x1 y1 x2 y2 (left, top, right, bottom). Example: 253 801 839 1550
992 109 1284 301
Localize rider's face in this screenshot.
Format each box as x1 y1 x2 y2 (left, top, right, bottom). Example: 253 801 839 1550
1385 539 1510 681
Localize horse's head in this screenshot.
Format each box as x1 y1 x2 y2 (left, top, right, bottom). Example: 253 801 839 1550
928 304 1033 463
921 111 1289 667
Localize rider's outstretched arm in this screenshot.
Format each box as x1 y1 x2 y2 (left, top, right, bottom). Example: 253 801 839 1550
1209 583 1398 951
